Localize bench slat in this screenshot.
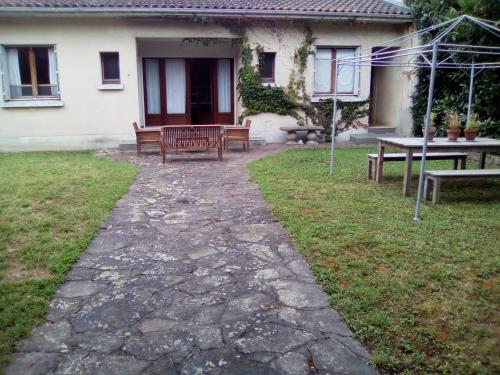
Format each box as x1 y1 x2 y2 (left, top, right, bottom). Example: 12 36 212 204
425 169 500 178
367 152 467 160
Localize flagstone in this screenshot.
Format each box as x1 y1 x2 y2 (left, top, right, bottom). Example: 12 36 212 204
5 147 376 375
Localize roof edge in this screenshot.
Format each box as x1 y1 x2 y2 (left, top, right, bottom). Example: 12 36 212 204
0 7 413 23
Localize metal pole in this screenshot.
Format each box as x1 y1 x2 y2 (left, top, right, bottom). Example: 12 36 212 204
414 42 439 221
467 64 475 120
329 61 339 176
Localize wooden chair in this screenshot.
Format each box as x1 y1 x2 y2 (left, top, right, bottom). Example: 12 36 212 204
224 119 251 151
133 122 162 156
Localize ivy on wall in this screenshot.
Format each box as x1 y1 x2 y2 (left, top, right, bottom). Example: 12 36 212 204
232 27 302 123
305 99 371 139
184 25 371 132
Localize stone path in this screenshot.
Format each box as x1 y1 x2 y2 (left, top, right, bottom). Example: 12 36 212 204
6 146 376 375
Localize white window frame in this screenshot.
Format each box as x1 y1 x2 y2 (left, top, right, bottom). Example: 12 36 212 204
0 44 62 107
313 46 360 97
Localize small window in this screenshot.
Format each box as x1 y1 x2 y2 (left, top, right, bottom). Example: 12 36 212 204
1 46 59 99
314 47 359 95
100 52 120 84
258 52 275 83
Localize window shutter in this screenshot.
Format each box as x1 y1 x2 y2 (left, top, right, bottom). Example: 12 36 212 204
52 45 60 96
354 47 361 96
0 46 11 100
312 47 317 95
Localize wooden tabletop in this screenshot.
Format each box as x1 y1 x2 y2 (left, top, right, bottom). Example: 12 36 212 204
378 137 500 148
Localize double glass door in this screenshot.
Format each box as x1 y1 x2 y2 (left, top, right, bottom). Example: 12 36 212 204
143 58 234 126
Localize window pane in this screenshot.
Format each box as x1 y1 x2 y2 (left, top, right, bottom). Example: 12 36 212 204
145 59 160 114
259 53 275 80
165 59 186 114
217 59 231 113
314 49 332 93
337 49 356 93
101 53 120 81
21 86 33 96
34 47 50 84
17 48 31 85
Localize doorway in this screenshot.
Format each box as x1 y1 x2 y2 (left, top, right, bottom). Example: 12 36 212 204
142 58 234 126
190 59 213 124
369 47 400 127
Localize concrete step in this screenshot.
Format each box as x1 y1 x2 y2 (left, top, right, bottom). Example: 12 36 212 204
350 132 399 145
367 126 396 134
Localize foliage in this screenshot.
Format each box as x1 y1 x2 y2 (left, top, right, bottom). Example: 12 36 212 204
305 99 371 138
249 147 500 374
287 28 316 102
427 111 437 130
232 24 371 133
466 112 481 129
444 110 462 129
406 0 500 138
234 28 302 123
181 38 230 47
0 152 137 370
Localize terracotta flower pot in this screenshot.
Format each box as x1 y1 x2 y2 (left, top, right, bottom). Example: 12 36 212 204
427 130 436 141
464 128 478 141
447 128 461 141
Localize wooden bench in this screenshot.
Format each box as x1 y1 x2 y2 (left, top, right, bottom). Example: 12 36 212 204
160 125 223 164
424 169 500 204
367 152 467 180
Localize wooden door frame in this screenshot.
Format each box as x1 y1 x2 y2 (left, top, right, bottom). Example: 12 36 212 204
143 57 234 127
212 58 235 125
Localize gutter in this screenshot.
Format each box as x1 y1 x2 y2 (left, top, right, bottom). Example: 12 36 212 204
0 7 413 23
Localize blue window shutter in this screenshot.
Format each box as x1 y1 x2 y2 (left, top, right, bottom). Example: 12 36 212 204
0 46 11 100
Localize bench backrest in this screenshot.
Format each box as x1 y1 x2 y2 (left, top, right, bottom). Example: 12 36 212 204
133 122 161 143
244 119 251 128
161 125 222 149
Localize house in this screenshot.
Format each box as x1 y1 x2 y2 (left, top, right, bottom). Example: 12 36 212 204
0 0 414 151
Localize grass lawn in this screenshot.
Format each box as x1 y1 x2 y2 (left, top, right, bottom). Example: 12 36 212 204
0 152 138 370
248 147 500 374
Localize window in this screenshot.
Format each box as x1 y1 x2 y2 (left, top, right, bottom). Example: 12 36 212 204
1 46 59 100
314 47 359 95
258 52 275 83
100 52 120 84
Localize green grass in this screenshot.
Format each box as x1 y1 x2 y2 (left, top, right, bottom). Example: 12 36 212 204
248 147 500 374
0 152 138 371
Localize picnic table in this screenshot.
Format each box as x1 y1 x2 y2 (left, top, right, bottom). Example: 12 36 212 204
376 137 500 196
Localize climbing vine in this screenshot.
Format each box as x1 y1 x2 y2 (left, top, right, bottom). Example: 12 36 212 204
184 25 372 132
305 99 371 139
233 27 301 123
287 27 316 103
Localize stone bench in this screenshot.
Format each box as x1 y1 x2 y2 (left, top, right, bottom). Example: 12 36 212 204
280 126 324 145
367 152 468 180
424 169 500 204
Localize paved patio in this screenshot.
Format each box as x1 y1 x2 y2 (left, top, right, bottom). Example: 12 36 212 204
6 145 376 375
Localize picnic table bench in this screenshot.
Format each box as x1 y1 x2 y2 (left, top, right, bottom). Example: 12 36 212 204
367 152 467 180
424 169 500 204
376 137 500 196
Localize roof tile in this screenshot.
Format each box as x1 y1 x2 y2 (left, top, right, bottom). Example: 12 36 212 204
0 0 411 17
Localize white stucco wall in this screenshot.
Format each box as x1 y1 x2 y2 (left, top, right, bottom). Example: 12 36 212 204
0 16 413 151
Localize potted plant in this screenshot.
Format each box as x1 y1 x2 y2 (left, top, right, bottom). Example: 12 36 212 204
445 110 462 142
464 113 480 141
424 112 437 141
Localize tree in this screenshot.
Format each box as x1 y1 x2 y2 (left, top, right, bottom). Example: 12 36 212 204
405 0 500 137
